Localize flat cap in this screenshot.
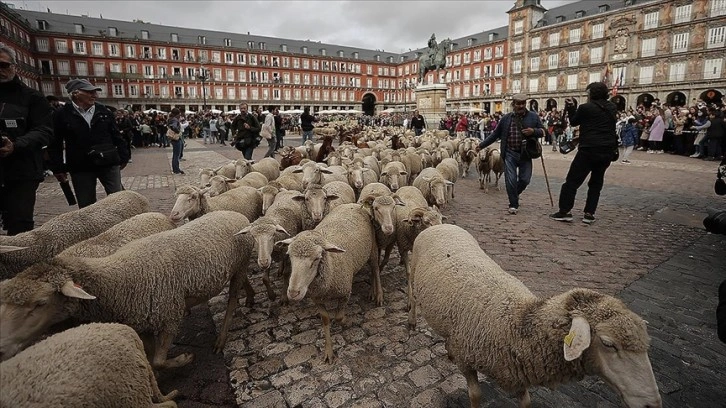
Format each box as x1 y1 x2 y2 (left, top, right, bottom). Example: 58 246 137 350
65 78 102 93
512 93 528 101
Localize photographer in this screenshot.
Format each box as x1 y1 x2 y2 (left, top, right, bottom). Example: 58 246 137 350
550 82 619 224
0 42 53 235
230 103 260 160
48 79 129 208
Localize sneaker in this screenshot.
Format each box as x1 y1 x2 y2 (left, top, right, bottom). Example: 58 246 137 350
621 159 630 164
582 213 596 224
508 207 518 215
550 211 573 222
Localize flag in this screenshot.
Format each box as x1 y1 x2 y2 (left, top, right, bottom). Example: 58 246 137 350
612 69 624 96
601 63 612 86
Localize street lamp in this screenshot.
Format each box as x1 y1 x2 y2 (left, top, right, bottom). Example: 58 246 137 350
401 79 414 113
198 64 209 111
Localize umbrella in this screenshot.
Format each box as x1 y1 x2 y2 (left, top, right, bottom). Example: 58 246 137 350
143 109 167 114
184 110 196 115
226 109 241 115
345 109 362 114
287 109 304 114
209 109 222 114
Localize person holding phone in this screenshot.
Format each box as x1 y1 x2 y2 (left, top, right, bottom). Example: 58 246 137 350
0 42 53 235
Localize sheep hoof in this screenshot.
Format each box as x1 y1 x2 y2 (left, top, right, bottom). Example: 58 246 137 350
161 389 180 402
245 297 255 308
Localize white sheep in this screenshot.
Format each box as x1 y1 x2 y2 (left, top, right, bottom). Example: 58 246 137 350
379 161 408 191
0 211 256 368
0 190 149 279
292 161 348 189
408 224 662 408
169 184 261 223
277 203 382 363
435 157 459 201
477 147 504 192
58 212 176 258
198 162 236 186
292 181 356 230
206 172 268 196
235 157 281 182
0 323 178 407
412 167 452 207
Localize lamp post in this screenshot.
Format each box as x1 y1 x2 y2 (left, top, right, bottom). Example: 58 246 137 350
198 64 209 111
402 79 414 114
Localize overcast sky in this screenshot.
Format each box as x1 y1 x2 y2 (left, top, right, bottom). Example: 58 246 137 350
17 0 575 52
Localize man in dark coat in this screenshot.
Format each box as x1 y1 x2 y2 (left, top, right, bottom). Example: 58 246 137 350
0 42 53 235
231 103 261 160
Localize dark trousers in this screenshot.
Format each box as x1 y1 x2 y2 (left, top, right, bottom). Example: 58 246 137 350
242 145 255 160
558 148 612 215
0 179 40 235
503 149 532 209
171 139 182 173
70 166 123 208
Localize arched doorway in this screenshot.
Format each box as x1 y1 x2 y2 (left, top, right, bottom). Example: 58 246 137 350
528 99 539 112
666 91 687 107
362 93 376 116
699 89 724 106
637 93 655 108
546 98 558 112
610 95 626 111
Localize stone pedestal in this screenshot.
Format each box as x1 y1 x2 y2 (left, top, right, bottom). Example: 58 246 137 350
415 84 448 130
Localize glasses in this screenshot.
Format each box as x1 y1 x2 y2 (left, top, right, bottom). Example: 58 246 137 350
0 62 15 69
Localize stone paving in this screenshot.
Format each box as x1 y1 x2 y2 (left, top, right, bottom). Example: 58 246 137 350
27 137 726 408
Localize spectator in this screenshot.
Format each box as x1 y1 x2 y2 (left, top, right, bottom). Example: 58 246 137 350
167 108 184 174
263 106 277 158
300 106 317 144
455 113 468 139
49 78 129 208
478 93 545 215
647 108 665 154
209 115 218 144
619 117 638 164
550 82 618 224
409 110 426 136
703 109 724 161
231 103 261 160
0 42 53 235
690 108 711 158
274 107 284 150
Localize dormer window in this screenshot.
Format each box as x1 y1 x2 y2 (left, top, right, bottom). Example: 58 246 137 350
320 48 326 56
198 36 206 45
488 33 496 41
624 0 634 6
224 38 232 47
171 33 178 42
556 15 565 23
353 52 359 59
467 38 477 46
575 10 585 18
338 50 344 57
141 30 149 40
387 56 394 63
74 24 83 34
374 54 380 62
108 27 117 37
301 46 308 54
599 4 610 12
280 44 288 52
37 20 48 30
258 42 266 50
247 41 255 49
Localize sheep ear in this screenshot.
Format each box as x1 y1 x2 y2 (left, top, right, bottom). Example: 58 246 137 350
275 224 291 236
0 245 28 254
359 195 375 208
291 193 306 202
320 168 334 174
325 193 340 201
563 316 591 361
275 238 294 247
235 226 252 236
445 180 455 185
61 281 96 300
322 243 346 253
392 195 406 206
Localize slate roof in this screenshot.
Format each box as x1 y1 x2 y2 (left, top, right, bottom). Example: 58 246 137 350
535 0 654 27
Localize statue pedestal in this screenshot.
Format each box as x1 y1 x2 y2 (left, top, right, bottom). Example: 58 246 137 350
415 84 448 131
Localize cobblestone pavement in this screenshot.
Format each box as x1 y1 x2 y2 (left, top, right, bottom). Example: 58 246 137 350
28 137 725 408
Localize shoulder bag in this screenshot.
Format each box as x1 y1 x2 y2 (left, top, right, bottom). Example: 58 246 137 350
166 128 181 141
260 123 273 140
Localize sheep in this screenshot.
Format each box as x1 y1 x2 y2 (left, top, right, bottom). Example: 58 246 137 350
379 161 408 192
458 138 479 178
235 157 281 182
277 203 382 363
346 163 378 198
169 184 261 223
0 190 149 280
477 147 504 192
0 211 256 367
58 212 176 258
293 161 348 189
206 172 268 196
412 167 452 207
408 224 662 408
198 168 217 187
0 323 178 407
292 181 356 230
435 157 459 201
279 145 303 169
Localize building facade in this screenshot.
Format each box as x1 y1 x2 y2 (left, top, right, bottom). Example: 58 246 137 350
1 0 724 115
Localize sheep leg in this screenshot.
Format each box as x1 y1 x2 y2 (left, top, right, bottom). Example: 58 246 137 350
147 357 179 403
241 269 256 308
461 366 482 408
401 250 414 311
369 240 384 306
214 270 243 353
141 332 155 362
379 243 395 270
517 390 532 408
334 298 348 325
407 291 417 330
318 306 335 364
261 267 277 301
152 402 178 408
152 332 194 370
279 258 291 306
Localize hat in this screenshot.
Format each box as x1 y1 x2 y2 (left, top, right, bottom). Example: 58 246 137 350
65 78 102 93
512 93 528 101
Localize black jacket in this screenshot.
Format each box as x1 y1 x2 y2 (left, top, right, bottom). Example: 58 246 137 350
566 100 618 149
718 280 726 343
0 76 53 183
300 112 317 131
48 102 130 173
231 113 261 142
410 114 426 130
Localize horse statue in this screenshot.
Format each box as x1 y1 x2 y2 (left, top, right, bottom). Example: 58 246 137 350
418 38 452 85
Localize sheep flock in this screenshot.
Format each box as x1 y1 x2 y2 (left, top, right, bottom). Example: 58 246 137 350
0 128 662 408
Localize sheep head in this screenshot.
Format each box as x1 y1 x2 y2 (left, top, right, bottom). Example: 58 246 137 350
259 184 282 215
170 185 204 222
403 206 444 229
235 159 254 179
277 231 345 301
236 220 289 270
293 185 337 223
0 260 95 362
198 168 216 188
207 175 235 197
360 194 405 236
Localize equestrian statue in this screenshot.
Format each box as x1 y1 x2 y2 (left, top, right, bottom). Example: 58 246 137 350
418 33 452 85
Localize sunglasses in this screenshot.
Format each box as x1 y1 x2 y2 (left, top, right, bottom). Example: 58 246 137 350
0 62 15 69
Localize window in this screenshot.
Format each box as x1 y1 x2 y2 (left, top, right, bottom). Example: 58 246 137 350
237 53 246 64
463 52 471 64
704 58 723 79
512 59 522 74
56 61 70 76
158 66 167 77
238 70 246 82
707 27 726 49
494 82 502 94
669 62 686 81
73 41 86 54
37 20 48 30
547 76 557 91
674 5 691 23
548 54 559 69
474 66 481 78
639 66 654 84
74 24 83 34
529 78 539 92
591 23 604 39
212 51 221 63
94 62 105 76
198 36 206 45
55 40 68 53
590 46 603 64
556 16 565 23
568 50 579 67
484 48 492 59
576 11 584 18
464 68 471 80
569 28 581 43
141 30 149 40
494 63 503 76
495 46 503 57
514 20 524 35
453 54 461 65
109 43 119 56
92 42 103 56
641 38 656 57
110 63 121 73
36 38 49 52
589 72 601 83
644 11 659 29
712 0 726 17
598 5 609 13
42 82 54 95
549 32 560 47
143 65 153 78
129 85 139 97
113 84 124 97
171 33 178 42
75 61 88 76
531 37 541 51
672 33 689 52
530 57 540 72
157 48 166 59
473 50 481 62
108 27 117 37
513 40 522 54
512 79 522 93
567 74 578 90
125 45 135 58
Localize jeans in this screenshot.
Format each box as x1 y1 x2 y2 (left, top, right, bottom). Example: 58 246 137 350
70 165 123 208
503 149 532 209
202 128 211 143
171 139 182 173
558 148 612 215
414 128 423 136
0 179 40 235
622 145 634 161
302 130 313 144
264 136 276 158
